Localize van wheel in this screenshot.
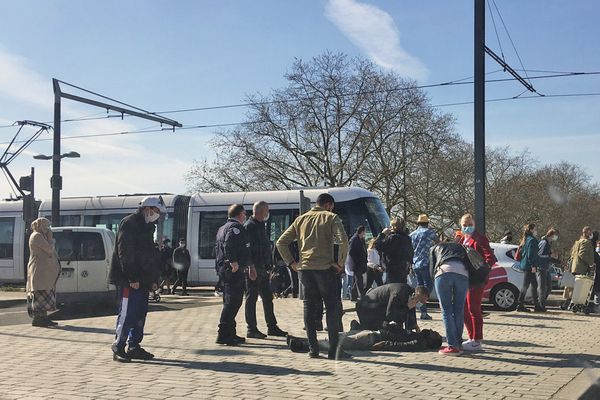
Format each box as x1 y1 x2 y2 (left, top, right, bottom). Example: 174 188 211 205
490 283 519 311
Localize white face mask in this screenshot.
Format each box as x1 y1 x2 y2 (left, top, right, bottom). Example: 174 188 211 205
145 211 160 223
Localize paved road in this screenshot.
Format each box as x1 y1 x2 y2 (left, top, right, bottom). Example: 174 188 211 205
0 291 598 400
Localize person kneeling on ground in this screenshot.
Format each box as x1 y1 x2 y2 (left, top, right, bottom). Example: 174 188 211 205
352 283 429 332
287 325 442 353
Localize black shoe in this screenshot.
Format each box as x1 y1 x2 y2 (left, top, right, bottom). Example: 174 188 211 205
534 305 546 312
181 291 190 296
233 335 246 344
247 329 267 339
516 305 531 312
126 347 155 360
349 320 361 331
560 300 571 310
32 318 50 327
112 348 131 363
308 351 320 358
267 326 288 337
44 318 58 326
329 349 352 360
216 336 239 346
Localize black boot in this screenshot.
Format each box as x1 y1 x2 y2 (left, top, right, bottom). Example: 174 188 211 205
516 304 530 312
267 326 288 337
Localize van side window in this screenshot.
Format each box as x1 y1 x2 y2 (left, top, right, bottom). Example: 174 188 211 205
79 232 106 261
199 212 227 259
0 217 14 259
53 232 76 262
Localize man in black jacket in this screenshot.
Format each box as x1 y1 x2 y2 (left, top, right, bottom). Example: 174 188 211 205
244 201 287 339
347 225 368 301
375 217 414 284
171 238 191 296
215 204 253 345
109 196 166 362
353 283 429 331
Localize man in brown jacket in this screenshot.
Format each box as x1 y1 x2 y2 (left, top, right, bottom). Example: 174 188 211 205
563 226 596 306
276 193 349 360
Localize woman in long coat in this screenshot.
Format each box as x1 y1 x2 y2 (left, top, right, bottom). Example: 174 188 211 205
26 217 61 327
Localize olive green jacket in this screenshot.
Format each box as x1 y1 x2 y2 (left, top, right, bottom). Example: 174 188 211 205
571 238 594 275
276 206 348 271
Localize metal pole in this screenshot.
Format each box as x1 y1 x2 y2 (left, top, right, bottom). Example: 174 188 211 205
52 79 61 227
474 0 486 233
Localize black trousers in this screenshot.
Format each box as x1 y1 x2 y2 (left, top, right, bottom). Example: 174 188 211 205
386 266 408 284
356 299 385 330
537 268 551 308
351 271 366 300
299 269 341 356
291 268 299 297
172 267 189 293
218 270 245 337
245 268 277 330
366 269 384 290
518 270 539 305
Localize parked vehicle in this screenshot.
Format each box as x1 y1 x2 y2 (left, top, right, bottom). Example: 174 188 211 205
53 226 117 307
550 264 564 290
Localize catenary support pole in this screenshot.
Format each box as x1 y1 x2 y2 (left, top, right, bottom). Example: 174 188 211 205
474 0 486 233
52 79 61 227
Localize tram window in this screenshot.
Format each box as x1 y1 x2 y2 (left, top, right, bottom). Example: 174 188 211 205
84 214 127 235
199 212 227 259
334 199 373 239
60 215 81 227
0 217 14 259
269 212 292 243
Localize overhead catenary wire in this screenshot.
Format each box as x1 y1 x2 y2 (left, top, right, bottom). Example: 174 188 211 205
3 90 600 146
491 0 532 85
487 0 506 62
1 70 600 131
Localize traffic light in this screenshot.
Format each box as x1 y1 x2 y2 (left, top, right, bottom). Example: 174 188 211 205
19 175 33 192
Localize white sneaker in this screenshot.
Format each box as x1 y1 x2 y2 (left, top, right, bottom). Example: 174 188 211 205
462 340 482 351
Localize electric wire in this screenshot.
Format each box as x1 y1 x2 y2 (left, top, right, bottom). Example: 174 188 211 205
491 0 532 85
487 0 506 62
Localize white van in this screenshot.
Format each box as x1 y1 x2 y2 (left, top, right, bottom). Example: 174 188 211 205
53 226 117 307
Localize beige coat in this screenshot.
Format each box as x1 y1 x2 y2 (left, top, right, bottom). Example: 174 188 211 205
570 238 594 275
26 231 61 293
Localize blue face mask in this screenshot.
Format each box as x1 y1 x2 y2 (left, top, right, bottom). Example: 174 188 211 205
462 226 475 235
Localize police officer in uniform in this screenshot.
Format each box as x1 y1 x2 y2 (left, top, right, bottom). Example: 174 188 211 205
215 204 254 345
244 201 287 339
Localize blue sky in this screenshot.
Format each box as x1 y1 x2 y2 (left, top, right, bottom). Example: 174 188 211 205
1 0 599 200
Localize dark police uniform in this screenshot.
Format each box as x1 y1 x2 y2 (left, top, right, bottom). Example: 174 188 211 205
244 216 278 333
215 218 251 343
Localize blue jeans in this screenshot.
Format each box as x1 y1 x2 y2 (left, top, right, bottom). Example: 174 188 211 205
414 268 433 314
435 272 469 348
342 274 354 299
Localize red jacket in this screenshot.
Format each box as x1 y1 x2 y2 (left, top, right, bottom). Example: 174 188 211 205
462 232 497 267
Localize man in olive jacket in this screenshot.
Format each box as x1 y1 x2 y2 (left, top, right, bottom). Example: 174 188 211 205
276 193 349 360
563 226 596 306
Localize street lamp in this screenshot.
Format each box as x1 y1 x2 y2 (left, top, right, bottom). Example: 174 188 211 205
33 151 80 226
33 151 80 160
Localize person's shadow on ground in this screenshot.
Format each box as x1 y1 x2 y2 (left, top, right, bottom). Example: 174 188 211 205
146 358 333 376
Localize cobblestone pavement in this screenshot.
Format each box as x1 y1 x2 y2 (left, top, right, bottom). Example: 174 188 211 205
0 293 599 400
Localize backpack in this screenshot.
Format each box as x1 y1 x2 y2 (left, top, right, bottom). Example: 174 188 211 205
463 245 491 286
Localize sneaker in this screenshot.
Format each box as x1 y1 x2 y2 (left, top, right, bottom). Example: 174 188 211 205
112 348 131 363
420 313 433 320
267 326 288 337
214 290 223 297
308 351 320 359
247 329 267 339
438 346 462 355
126 347 154 360
462 340 482 352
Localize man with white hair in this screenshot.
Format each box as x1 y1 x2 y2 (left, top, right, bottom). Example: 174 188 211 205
244 201 287 339
109 196 166 362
